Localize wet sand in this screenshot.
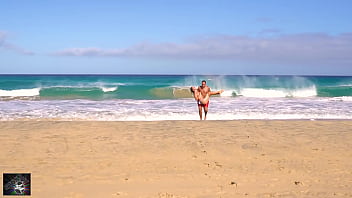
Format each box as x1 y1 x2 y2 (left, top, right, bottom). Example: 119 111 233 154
1 120 351 197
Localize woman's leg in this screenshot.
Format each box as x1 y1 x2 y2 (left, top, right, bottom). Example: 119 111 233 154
199 94 209 104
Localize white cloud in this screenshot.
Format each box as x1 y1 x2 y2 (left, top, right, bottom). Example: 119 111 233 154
0 31 34 55
53 33 352 66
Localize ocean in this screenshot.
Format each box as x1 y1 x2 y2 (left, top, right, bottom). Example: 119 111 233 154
0 74 351 120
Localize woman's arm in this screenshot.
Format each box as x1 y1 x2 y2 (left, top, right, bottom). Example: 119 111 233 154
209 89 224 96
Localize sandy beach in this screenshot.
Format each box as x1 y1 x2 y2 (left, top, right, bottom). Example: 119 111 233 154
1 120 351 197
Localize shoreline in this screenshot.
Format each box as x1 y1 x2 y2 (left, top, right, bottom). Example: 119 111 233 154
1 118 352 122
1 120 351 197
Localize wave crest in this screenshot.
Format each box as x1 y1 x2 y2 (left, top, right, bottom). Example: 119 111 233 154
0 88 40 97
101 87 118 92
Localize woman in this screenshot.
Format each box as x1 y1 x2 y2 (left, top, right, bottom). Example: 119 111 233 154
190 86 223 104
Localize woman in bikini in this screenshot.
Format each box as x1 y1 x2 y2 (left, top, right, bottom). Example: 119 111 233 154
190 86 223 104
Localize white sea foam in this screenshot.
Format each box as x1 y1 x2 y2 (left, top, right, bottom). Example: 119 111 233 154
239 88 286 98
220 90 237 97
237 87 317 98
289 86 317 97
1 97 351 121
0 88 40 97
101 87 118 92
329 96 352 102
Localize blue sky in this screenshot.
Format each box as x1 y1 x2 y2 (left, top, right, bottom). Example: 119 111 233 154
0 0 351 75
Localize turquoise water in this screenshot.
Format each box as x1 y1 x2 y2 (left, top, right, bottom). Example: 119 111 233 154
0 75 351 100
0 75 351 120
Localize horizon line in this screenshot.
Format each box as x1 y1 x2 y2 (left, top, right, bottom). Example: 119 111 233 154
0 73 351 77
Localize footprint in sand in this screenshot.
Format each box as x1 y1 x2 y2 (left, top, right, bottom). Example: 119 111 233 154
241 143 261 150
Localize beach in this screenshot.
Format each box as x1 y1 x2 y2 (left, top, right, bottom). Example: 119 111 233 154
1 120 351 197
